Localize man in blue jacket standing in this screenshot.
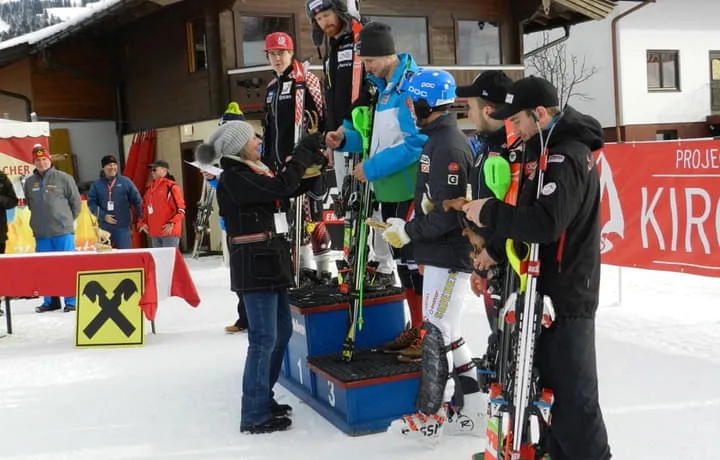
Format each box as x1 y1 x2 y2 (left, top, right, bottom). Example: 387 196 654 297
88 155 143 249
326 22 428 353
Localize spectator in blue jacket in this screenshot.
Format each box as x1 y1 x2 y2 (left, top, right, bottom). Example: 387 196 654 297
88 155 143 249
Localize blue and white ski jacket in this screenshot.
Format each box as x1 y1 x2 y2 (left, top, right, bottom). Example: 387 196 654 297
340 53 427 202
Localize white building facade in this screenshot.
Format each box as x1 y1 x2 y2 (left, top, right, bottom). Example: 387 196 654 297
525 0 720 142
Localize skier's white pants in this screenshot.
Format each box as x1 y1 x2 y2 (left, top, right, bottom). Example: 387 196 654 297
370 207 395 275
423 266 472 403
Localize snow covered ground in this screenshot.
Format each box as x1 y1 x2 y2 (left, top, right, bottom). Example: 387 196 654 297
1 258 719 460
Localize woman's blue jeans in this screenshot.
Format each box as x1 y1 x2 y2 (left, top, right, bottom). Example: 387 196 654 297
240 289 292 427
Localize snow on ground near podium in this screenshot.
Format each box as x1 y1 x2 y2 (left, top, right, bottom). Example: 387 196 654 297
1 257 720 460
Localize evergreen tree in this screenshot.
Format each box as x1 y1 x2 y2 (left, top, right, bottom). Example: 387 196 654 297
0 0 69 41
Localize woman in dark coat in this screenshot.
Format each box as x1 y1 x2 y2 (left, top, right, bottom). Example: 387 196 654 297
195 121 326 434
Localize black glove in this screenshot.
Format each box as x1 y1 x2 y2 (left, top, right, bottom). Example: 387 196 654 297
292 133 327 178
297 132 325 154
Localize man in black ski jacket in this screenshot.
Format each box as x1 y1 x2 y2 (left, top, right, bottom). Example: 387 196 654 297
380 69 486 440
263 32 325 174
0 169 18 256
457 70 515 285
455 69 516 381
462 76 611 460
306 0 364 186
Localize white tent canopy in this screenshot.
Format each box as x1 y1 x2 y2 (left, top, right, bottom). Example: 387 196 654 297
0 119 50 139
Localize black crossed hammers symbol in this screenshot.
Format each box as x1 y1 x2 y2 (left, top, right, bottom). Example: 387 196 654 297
82 279 139 339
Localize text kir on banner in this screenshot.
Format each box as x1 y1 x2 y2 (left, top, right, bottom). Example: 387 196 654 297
597 139 720 277
75 268 145 348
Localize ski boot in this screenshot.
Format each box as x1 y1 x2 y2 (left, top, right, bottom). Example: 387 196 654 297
365 261 396 290
445 391 489 437
400 403 449 447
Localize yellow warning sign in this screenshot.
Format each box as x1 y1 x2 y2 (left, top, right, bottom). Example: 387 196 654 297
75 269 145 348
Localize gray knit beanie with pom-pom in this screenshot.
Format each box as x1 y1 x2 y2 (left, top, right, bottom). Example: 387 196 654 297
194 120 256 164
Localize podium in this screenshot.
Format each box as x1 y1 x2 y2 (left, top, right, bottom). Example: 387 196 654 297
279 286 421 435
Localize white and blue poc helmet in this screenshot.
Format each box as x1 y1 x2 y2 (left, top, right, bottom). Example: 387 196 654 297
405 69 457 108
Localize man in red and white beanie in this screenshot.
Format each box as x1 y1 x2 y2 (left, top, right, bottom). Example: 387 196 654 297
23 144 82 313
262 32 333 285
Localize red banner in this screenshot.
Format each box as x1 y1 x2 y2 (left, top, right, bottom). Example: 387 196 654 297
0 137 46 181
598 139 720 277
0 121 49 182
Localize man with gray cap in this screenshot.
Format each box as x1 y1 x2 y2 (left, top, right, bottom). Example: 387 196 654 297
325 21 428 351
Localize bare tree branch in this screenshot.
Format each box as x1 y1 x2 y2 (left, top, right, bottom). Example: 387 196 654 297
525 31 598 107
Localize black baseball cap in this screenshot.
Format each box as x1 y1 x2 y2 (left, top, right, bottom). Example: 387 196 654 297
489 76 559 120
456 70 513 104
101 155 118 167
149 160 169 169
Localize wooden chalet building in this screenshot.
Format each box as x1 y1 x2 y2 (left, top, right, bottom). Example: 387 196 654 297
0 0 623 251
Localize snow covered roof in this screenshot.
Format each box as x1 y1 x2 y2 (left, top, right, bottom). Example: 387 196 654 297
0 0 129 55
0 119 50 138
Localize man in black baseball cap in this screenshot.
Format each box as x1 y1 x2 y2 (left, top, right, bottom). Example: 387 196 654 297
87 153 143 249
457 70 514 141
456 70 518 376
488 76 561 140
462 74 611 460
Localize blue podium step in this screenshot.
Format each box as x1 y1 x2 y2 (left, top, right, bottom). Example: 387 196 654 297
307 351 420 435
279 286 421 435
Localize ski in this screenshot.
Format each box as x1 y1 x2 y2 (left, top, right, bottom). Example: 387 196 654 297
292 59 309 287
492 121 524 391
191 179 215 259
341 88 377 362
336 3 364 289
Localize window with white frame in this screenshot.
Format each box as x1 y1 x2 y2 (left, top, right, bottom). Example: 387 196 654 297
647 50 679 91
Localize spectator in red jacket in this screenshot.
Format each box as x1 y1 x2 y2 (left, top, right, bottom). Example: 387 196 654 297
138 160 186 248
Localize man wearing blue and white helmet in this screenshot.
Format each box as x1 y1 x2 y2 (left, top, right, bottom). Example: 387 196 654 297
381 69 486 441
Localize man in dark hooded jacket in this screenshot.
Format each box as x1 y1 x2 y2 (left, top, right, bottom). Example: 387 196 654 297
462 76 611 460
0 169 18 255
